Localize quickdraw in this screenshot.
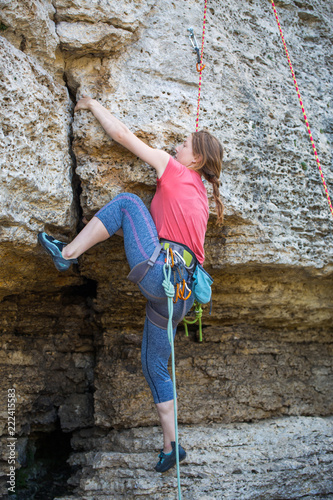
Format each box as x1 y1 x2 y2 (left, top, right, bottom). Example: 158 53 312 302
174 280 192 303
188 28 206 73
187 0 208 131
165 248 192 303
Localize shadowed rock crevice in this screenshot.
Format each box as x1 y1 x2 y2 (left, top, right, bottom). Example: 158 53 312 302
63 73 85 240
14 421 75 500
0 282 100 498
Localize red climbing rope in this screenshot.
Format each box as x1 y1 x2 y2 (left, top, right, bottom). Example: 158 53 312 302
270 0 333 219
196 0 208 132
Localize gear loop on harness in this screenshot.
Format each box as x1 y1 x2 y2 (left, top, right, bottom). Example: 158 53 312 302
162 246 193 304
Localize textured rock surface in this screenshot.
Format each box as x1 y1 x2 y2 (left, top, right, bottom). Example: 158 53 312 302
54 416 333 499
0 0 60 72
69 0 333 268
0 35 79 300
0 0 332 498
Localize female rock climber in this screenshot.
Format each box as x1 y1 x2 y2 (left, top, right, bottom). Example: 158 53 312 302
38 95 224 473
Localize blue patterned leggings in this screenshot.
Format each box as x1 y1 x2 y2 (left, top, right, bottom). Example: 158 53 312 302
95 193 194 403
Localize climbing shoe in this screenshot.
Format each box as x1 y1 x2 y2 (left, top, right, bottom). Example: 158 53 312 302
154 441 186 473
38 232 78 271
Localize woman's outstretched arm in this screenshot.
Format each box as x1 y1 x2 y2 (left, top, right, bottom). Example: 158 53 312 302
75 96 170 178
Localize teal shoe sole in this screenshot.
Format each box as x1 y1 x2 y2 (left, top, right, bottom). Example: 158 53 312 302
38 232 77 272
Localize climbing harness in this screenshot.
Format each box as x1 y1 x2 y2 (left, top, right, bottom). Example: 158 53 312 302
162 249 182 500
127 241 192 329
127 244 162 284
160 239 197 269
270 0 333 219
188 0 208 131
160 240 196 304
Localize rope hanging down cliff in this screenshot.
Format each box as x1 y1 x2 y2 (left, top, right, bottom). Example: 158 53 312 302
188 0 208 132
270 1 333 219
163 249 182 500
189 1 333 219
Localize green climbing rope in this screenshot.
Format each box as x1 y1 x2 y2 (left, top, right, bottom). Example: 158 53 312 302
162 261 182 500
183 301 203 342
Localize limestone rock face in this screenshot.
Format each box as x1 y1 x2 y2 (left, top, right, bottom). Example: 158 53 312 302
53 0 155 28
56 21 135 56
0 0 61 73
0 36 81 300
57 417 333 499
0 37 74 242
0 0 332 498
93 323 333 430
69 0 333 269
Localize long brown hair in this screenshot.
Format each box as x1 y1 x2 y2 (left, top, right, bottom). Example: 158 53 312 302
192 130 224 225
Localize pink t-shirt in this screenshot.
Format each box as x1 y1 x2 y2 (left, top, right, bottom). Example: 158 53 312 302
150 156 209 264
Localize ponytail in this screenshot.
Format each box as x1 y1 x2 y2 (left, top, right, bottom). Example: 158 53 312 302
192 130 224 226
211 175 224 225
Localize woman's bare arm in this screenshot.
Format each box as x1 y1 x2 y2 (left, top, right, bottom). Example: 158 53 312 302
75 96 170 178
